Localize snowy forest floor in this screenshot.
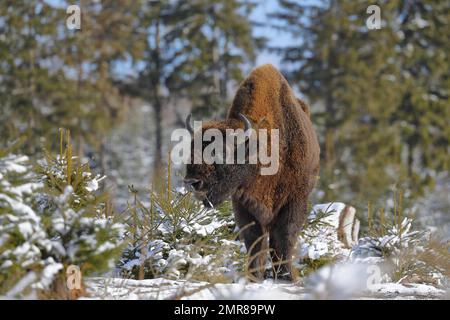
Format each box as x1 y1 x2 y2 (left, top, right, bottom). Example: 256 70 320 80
86 106 450 301
85 277 447 300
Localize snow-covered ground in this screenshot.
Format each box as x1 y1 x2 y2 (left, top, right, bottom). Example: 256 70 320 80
84 203 448 300
85 202 448 300
91 106 450 301
85 277 447 300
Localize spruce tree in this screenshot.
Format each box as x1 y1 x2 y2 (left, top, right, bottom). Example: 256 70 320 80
272 0 449 208
392 0 450 193
0 2 63 152
0 1 145 159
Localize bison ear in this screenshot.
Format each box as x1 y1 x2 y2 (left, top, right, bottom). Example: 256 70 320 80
185 114 194 134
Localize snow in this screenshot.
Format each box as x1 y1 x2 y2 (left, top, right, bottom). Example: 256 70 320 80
1 153 126 298
310 202 345 227
304 241 328 260
0 193 39 218
350 217 424 260
412 14 429 29
18 221 34 238
120 239 170 272
85 179 99 192
85 277 306 300
12 242 31 256
305 263 370 299
0 155 29 174
96 241 118 255
366 283 444 298
1 260 13 268
10 182 42 197
188 220 225 237
6 272 38 298
33 259 64 290
2 150 447 300
298 202 350 261
85 276 445 300
113 199 448 300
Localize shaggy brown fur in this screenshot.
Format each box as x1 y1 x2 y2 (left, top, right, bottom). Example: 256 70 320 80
185 64 320 281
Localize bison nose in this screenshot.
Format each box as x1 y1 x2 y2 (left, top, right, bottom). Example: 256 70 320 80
184 178 203 191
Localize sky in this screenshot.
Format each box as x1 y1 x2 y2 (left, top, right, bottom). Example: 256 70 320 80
250 0 294 68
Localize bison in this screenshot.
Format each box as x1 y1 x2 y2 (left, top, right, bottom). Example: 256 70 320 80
184 64 320 281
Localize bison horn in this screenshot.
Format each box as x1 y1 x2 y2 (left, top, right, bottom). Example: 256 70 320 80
185 114 194 134
238 113 253 140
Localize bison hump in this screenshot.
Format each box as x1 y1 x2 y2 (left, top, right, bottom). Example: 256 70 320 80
228 64 288 127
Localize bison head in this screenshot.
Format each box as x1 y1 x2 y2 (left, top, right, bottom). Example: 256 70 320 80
183 114 257 208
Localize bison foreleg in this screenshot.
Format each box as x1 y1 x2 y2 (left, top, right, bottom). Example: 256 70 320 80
269 200 307 281
233 201 268 281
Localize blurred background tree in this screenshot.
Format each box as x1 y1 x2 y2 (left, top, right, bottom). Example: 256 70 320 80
0 1 144 160
0 1 63 153
392 0 450 192
271 0 449 210
60 0 145 174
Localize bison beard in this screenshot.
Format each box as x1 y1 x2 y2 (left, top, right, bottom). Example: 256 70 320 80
184 64 320 281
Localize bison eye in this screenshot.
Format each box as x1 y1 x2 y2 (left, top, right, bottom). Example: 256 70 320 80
184 178 204 191
191 180 203 190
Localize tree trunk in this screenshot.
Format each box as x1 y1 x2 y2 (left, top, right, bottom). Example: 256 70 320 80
39 273 86 300
152 102 163 184
407 142 414 177
151 16 164 186
220 36 230 101
99 137 108 177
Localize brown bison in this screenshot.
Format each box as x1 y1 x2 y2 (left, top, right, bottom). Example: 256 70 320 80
184 64 320 281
